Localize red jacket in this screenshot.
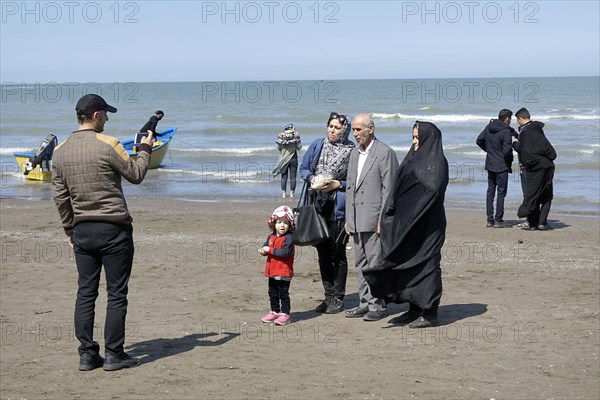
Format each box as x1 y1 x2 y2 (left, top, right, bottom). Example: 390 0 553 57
264 232 294 278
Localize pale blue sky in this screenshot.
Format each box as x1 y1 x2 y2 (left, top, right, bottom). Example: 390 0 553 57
1 1 599 82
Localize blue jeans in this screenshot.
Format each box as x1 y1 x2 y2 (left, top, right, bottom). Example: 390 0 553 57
280 154 298 192
73 222 134 357
486 171 508 223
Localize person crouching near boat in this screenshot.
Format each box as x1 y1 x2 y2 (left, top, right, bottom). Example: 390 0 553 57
140 110 164 141
258 206 296 326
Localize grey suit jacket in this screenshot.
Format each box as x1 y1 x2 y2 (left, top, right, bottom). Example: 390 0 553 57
346 138 399 233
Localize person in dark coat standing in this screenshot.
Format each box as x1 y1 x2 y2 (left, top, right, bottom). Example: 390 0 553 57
364 121 448 329
476 109 517 228
514 110 557 230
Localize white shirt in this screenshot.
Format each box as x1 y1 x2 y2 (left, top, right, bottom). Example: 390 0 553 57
356 139 374 186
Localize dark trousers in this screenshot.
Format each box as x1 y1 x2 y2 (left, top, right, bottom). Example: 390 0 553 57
486 171 508 223
409 299 440 318
315 223 348 301
73 222 134 357
268 278 291 315
527 198 552 227
280 155 298 192
520 170 527 195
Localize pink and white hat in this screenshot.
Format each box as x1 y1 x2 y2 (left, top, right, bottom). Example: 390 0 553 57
268 205 295 231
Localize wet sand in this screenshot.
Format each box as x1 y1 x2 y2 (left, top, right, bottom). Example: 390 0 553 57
1 197 598 399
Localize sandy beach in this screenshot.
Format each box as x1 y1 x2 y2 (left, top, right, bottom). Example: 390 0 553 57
1 197 598 400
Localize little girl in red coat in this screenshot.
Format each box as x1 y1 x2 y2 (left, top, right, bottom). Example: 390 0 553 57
258 205 295 325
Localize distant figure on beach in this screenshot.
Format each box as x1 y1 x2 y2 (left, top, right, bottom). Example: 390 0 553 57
272 123 302 199
476 109 517 228
344 114 398 322
365 121 448 329
300 112 354 314
52 94 153 371
258 205 296 326
140 110 164 140
513 108 557 230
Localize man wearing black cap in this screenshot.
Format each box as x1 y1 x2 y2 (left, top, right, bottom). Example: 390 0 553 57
52 94 153 372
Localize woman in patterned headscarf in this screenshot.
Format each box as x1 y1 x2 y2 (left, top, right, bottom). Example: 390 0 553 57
300 112 355 314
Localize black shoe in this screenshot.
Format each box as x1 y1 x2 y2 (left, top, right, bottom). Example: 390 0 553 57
494 221 512 228
388 311 421 325
103 352 140 371
345 306 369 318
363 310 386 321
324 298 344 314
486 222 494 228
314 300 330 313
79 353 104 371
408 316 439 329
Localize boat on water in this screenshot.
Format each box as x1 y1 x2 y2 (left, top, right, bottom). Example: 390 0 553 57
121 127 177 169
13 133 58 182
13 153 53 181
13 127 177 181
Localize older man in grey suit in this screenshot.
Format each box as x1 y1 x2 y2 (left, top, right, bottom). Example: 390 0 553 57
345 114 399 321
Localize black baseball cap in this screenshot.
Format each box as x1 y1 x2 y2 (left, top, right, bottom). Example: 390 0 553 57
76 94 117 115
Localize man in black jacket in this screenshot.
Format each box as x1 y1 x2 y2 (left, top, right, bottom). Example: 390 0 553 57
476 109 517 228
513 108 557 230
512 107 532 227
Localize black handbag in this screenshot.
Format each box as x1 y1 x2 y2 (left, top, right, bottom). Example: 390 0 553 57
293 182 331 246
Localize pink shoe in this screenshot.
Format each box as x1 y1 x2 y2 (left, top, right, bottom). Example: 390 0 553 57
274 313 291 326
261 311 280 323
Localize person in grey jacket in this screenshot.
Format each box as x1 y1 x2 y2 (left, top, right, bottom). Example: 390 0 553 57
53 94 153 372
476 109 517 228
345 114 399 321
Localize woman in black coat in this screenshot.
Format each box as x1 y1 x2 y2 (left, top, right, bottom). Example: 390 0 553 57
364 121 449 328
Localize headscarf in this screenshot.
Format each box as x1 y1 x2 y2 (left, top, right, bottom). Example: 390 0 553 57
377 121 449 268
268 205 296 231
315 114 354 180
276 123 301 146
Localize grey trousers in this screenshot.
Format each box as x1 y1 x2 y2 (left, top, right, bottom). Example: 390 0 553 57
353 232 386 312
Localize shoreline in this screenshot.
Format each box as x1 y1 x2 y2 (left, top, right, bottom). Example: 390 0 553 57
2 195 599 217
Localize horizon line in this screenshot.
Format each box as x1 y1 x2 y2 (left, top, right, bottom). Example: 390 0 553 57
1 75 598 85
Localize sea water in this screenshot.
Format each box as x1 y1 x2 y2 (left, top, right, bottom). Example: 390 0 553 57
1 77 598 213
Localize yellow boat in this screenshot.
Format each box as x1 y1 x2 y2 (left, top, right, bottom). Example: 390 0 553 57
13 133 57 181
14 153 53 181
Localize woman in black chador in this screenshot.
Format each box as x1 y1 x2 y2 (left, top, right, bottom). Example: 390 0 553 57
364 121 449 329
